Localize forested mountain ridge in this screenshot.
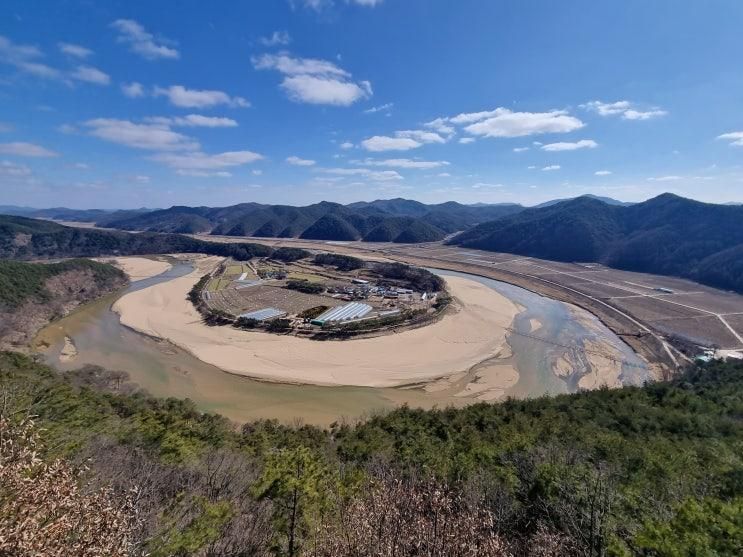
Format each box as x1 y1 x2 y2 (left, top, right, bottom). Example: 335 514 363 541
0 214 278 261
95 198 524 243
450 193 743 293
2 351 741 554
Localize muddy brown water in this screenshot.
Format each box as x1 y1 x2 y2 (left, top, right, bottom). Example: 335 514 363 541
34 262 648 426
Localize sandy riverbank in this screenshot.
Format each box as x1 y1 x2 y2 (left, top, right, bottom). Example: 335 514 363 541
113 257 520 388
106 257 172 280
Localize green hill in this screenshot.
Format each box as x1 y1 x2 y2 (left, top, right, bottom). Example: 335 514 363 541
2 351 741 555
450 193 743 293
93 198 526 243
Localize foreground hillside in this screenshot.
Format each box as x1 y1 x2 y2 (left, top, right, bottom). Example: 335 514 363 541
95 199 524 243
1 351 740 555
451 193 743 293
0 259 127 348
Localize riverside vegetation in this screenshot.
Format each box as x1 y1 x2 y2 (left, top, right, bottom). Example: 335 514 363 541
0 351 740 556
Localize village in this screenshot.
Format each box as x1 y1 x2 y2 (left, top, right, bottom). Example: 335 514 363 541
195 252 446 337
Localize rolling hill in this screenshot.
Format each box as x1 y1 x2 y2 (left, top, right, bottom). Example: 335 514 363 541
450 193 743 293
98 198 525 243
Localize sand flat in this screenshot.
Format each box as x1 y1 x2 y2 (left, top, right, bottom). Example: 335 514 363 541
113 259 520 388
108 257 172 280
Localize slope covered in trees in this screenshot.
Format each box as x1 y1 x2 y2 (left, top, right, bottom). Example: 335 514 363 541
0 215 273 260
451 193 743 293
0 259 127 348
2 350 740 555
88 198 524 244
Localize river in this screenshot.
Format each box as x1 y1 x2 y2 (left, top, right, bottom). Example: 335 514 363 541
34 261 649 425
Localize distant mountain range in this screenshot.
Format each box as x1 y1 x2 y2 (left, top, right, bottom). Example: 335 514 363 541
450 193 743 293
0 197 632 244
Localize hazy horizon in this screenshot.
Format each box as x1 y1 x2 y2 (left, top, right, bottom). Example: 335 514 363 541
2 1 743 209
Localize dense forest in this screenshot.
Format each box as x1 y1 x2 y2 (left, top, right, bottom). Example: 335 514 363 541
1 351 740 555
451 193 743 293
0 215 281 261
0 198 523 244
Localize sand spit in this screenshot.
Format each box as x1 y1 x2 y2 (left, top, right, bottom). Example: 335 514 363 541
59 336 77 362
113 258 520 388
107 257 172 280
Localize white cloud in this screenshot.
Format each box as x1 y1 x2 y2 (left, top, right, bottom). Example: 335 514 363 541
360 136 421 152
74 162 90 169
146 114 238 128
542 165 561 171
437 172 451 177
286 155 316 166
472 182 505 189
84 118 200 151
351 0 384 5
354 158 450 169
252 53 372 106
463 108 584 138
0 35 62 80
259 31 291 47
153 85 249 108
364 102 393 114
458 137 475 144
622 109 667 120
541 139 598 152
595 170 612 176
57 124 78 134
449 109 503 125
322 167 402 181
281 75 372 105
513 147 529 153
152 150 263 170
527 165 537 169
424 117 455 136
111 19 179 60
396 130 445 144
176 170 232 178
717 131 743 147
70 65 110 85
252 169 263 176
0 160 32 176
582 100 667 120
121 81 145 98
58 42 92 58
339 141 354 149
0 142 58 157
647 175 682 182
134 175 150 183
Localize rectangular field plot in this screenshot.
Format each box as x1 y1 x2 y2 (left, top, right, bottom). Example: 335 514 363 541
650 316 743 349
226 285 338 314
592 269 708 294
657 292 743 315
534 273 593 286
571 282 640 299
612 296 708 321
725 315 743 338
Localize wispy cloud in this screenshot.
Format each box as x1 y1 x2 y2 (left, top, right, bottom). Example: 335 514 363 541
121 82 145 98
364 102 393 114
153 85 249 108
70 65 110 85
0 142 59 157
353 158 450 169
58 42 92 58
717 131 743 147
541 139 597 152
542 165 561 171
259 31 291 47
581 100 667 120
85 118 200 151
286 155 316 166
111 19 179 60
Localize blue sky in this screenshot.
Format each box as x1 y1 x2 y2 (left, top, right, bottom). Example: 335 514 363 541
1 0 742 209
